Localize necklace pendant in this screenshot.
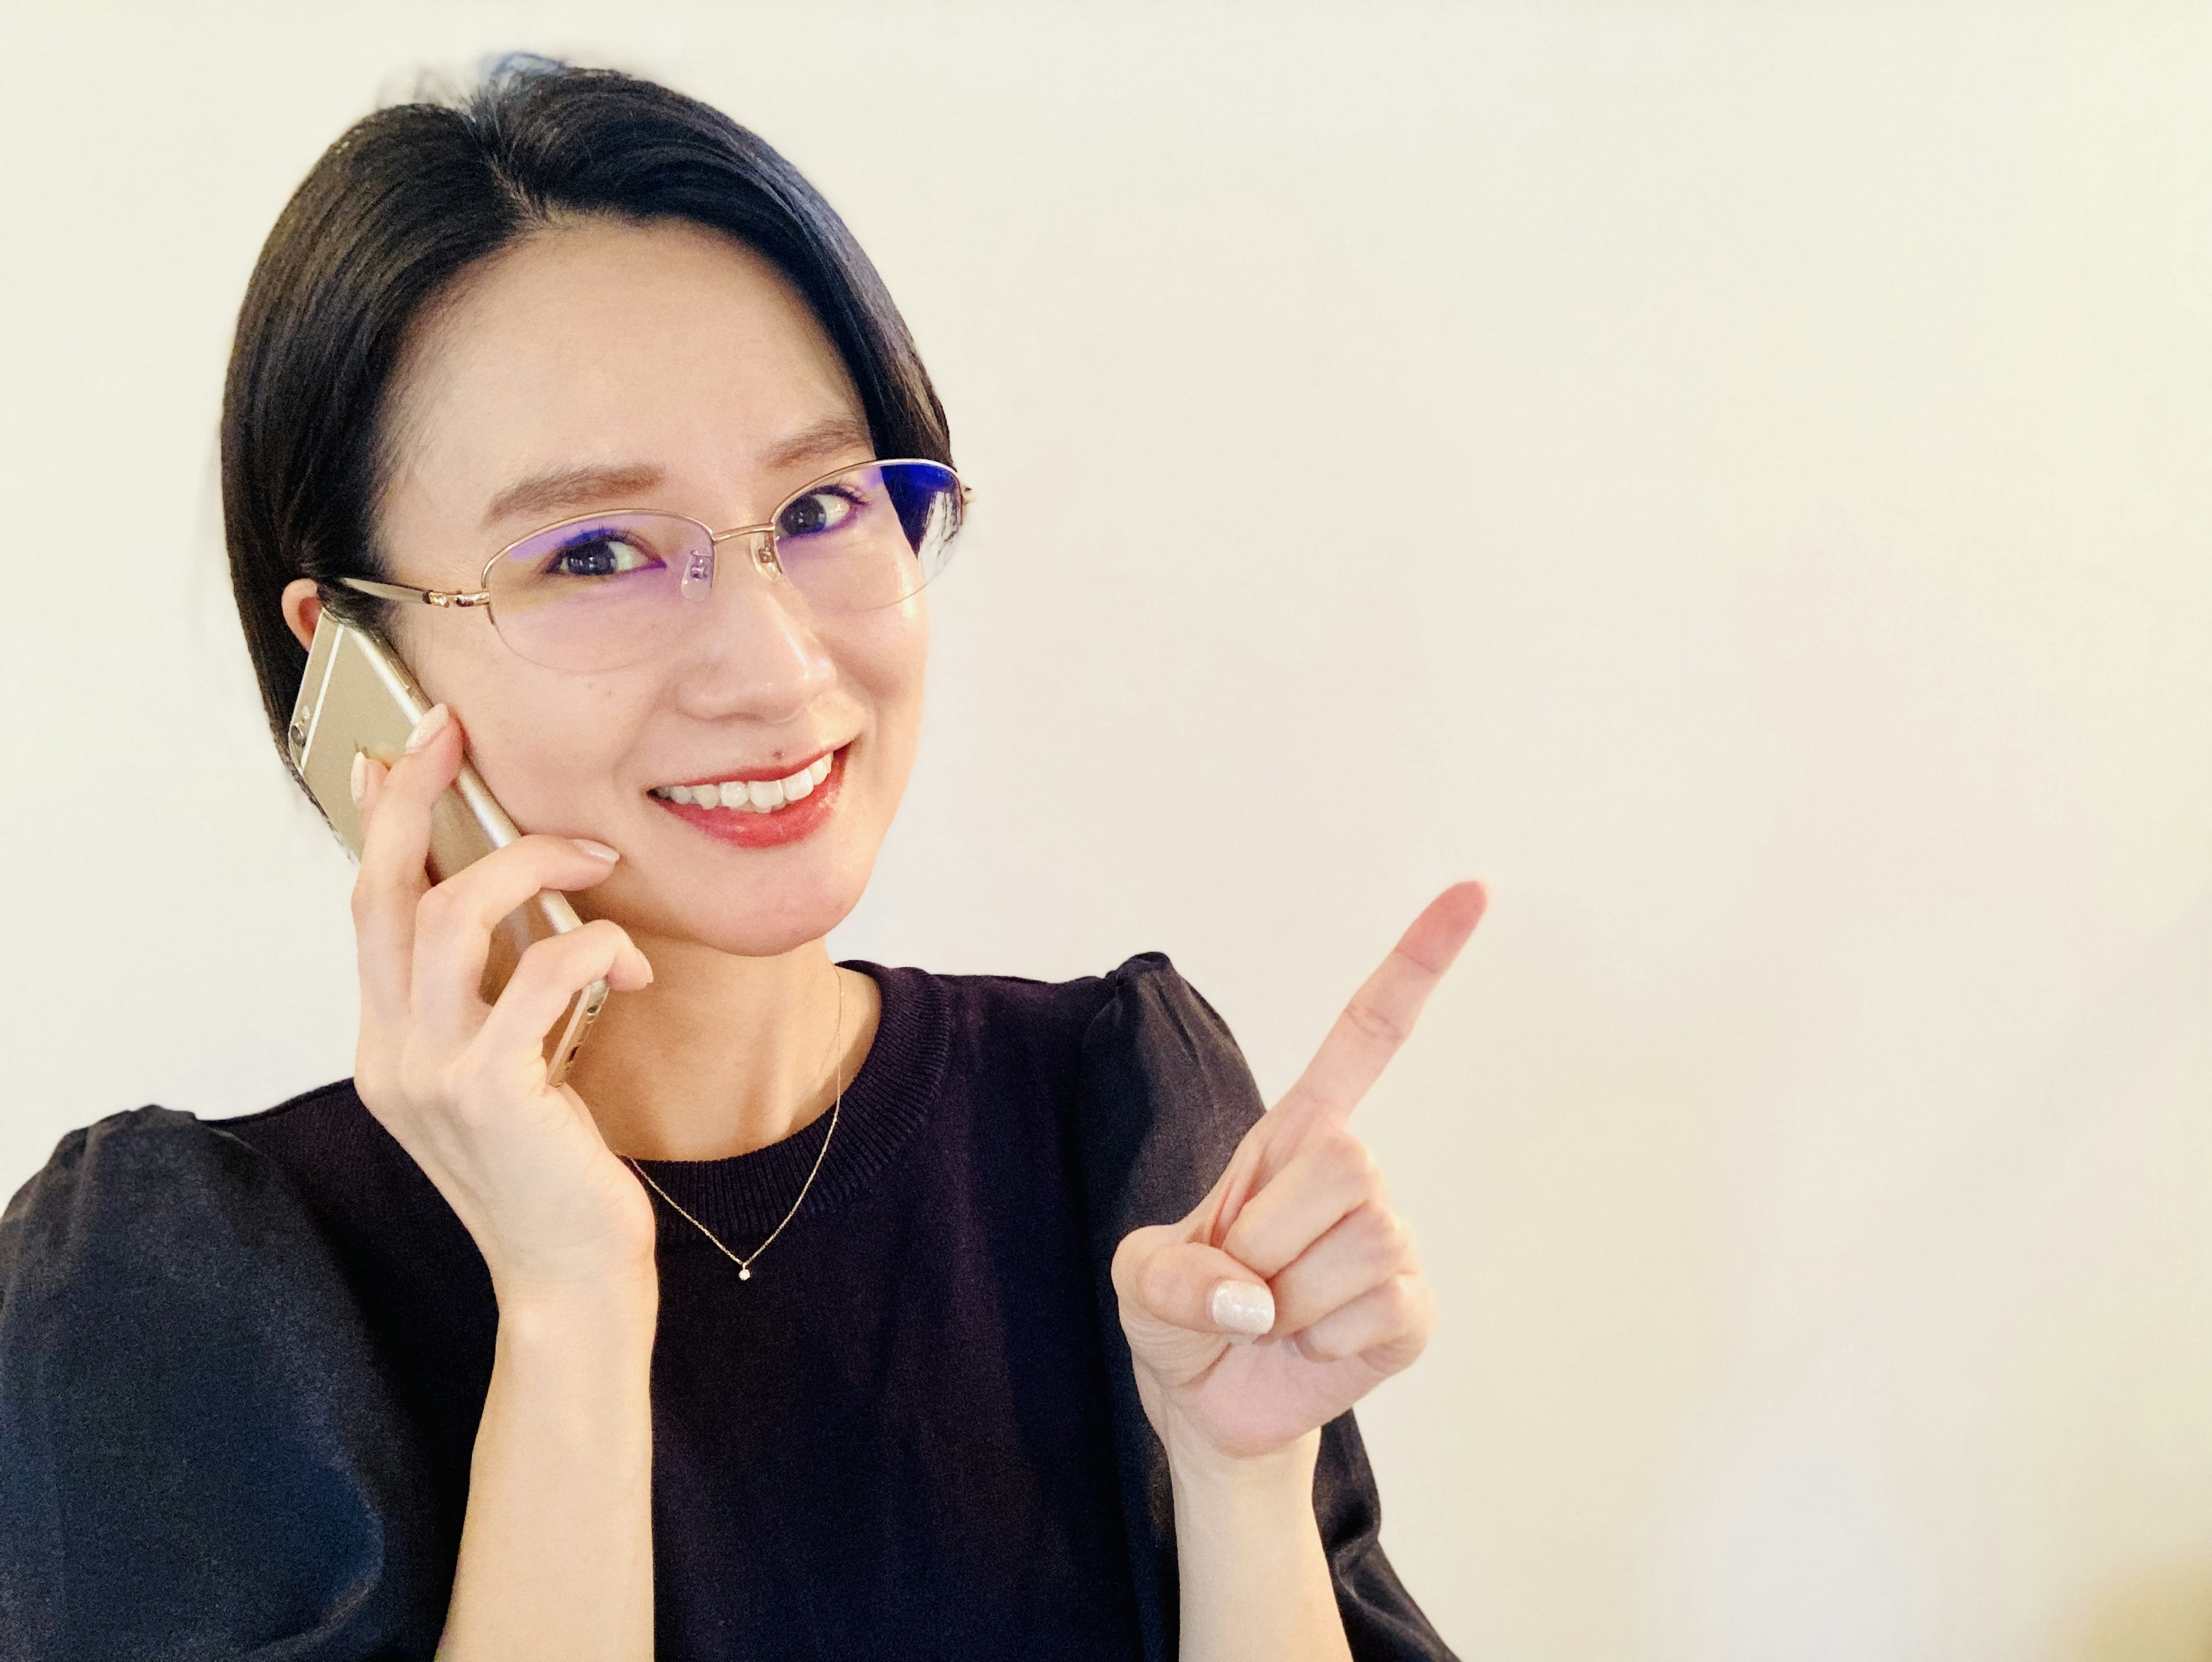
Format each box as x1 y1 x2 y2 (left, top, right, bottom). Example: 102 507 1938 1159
625 970 840 1289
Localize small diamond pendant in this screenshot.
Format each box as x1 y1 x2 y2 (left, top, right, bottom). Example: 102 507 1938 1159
738 1265 752 1281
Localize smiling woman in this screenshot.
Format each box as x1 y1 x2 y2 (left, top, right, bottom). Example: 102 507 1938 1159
0 56 1479 1662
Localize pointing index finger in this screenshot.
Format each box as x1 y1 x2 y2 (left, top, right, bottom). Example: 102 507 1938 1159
1271 881 1487 1144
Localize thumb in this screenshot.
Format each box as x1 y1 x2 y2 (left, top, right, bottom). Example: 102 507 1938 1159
1114 1225 1277 1342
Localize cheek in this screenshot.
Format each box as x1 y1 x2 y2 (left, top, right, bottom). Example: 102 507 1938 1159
403 623 642 826
844 601 928 778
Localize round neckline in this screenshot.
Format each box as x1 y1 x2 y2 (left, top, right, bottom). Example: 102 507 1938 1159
624 960 950 1242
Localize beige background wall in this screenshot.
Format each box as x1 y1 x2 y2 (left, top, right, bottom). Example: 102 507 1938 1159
3 3 2209 1656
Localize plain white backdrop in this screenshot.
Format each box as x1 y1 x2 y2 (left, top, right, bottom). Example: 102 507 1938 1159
3 3 2210 1657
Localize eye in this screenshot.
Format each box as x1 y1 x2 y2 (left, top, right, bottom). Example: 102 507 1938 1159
545 531 658 580
777 486 864 540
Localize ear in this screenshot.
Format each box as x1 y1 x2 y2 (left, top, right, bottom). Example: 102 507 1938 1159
281 578 322 653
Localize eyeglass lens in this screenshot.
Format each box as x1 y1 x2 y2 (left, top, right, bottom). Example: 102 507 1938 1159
484 460 961 672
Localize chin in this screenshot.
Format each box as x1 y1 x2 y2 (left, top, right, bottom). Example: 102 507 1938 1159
594 836 880 960
685 885 866 959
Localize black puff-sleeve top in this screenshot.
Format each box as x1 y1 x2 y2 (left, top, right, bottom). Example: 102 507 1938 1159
1 955 1457 1661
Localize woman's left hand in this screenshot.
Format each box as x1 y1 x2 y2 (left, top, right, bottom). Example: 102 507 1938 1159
1112 883 1486 1468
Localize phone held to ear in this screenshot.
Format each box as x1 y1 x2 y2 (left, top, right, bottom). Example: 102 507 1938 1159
287 610 609 1088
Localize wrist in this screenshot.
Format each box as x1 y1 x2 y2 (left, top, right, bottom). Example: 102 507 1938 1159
1161 1417 1322 1503
1164 1424 1347 1662
496 1266 660 1343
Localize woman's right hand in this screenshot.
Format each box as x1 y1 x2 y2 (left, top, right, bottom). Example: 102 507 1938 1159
350 703 658 1305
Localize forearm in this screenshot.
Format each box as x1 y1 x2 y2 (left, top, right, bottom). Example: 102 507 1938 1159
1169 1428 1351 1662
438 1275 659 1661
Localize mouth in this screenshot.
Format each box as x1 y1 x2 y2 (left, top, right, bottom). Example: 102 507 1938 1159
649 751 834 814
645 747 846 850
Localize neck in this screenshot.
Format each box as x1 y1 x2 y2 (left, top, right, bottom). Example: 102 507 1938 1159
561 930 881 1161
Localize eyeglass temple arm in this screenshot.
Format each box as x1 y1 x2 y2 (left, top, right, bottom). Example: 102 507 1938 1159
339 576 493 608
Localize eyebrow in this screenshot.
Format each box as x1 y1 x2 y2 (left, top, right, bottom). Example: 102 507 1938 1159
480 416 877 530
757 415 876 475
483 462 665 529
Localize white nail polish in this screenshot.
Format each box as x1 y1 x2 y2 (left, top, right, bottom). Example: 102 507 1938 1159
571 839 621 863
349 751 368 805
1210 1280 1274 1337
404 704 450 754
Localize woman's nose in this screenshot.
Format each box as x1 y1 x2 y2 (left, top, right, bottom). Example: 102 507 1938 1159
669 548 835 721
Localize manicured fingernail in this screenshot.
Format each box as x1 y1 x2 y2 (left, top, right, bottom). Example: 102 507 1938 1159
349 751 369 805
1210 1280 1274 1338
571 839 621 863
403 703 450 754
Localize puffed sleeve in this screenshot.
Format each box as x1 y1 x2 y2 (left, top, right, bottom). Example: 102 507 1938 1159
0 1107 446 1661
1073 953 1460 1662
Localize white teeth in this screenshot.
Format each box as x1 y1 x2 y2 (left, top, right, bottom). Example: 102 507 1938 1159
653 753 836 812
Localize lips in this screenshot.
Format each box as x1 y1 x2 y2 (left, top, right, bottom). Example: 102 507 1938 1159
652 752 832 813
647 747 846 849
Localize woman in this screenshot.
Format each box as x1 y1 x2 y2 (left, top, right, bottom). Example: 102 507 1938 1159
0 59 1480 1662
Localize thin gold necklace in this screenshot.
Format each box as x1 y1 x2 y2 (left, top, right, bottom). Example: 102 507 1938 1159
622 969 843 1282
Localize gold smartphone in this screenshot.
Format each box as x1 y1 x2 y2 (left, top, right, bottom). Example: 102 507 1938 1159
286 610 609 1086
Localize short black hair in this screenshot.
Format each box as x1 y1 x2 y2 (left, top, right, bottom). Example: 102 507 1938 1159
221 55 952 773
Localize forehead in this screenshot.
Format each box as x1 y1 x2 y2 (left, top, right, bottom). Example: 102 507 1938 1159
381 217 862 532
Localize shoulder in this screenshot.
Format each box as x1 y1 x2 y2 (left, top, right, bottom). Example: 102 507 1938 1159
1063 955 1266 1227
0 1084 448 1426
3 1103 312 1284
209 1077 446 1237
0 1099 445 1657
862 951 1240 1065
859 952 1255 1096
4 1081 426 1273
859 953 1265 1233
0 1094 389 1387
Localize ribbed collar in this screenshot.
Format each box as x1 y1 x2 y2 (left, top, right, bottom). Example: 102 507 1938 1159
624 961 948 1244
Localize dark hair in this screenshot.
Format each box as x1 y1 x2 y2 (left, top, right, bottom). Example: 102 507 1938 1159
221 56 952 769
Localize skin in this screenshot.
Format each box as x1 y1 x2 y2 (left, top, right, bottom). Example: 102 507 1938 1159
278 214 1485 1661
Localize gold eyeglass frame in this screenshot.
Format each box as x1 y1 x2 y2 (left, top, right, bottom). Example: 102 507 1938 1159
338 456 973 633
